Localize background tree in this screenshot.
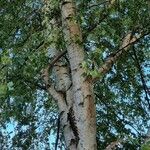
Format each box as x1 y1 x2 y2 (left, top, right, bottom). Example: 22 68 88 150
0 0 150 149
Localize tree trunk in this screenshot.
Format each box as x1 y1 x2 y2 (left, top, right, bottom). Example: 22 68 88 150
43 0 97 149
60 0 97 149
43 0 143 149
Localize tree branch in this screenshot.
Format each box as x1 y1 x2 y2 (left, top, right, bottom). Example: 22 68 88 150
0 64 7 71
42 3 70 106
85 13 108 34
132 46 150 109
22 77 47 90
41 50 68 105
105 140 121 150
47 50 67 71
42 50 67 88
42 66 65 104
93 31 150 82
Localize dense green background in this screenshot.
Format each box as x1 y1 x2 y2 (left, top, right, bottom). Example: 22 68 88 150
0 0 150 149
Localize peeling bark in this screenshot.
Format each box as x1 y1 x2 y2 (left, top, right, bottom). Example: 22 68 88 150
41 1 150 149
42 1 82 148
61 0 97 149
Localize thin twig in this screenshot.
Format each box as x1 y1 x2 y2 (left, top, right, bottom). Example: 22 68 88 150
132 46 150 109
95 92 142 136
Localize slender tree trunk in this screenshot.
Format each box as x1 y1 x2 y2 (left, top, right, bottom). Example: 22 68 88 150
60 0 97 149
43 0 97 149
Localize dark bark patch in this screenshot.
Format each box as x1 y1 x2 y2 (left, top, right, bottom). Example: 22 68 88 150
67 107 79 147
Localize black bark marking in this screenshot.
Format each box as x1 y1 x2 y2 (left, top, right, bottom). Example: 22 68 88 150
55 111 64 150
67 107 79 147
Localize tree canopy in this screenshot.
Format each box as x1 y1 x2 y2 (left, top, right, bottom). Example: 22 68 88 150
0 0 150 149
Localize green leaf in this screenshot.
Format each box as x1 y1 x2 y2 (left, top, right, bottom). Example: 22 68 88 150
0 84 7 96
1 55 12 65
89 70 101 78
141 140 150 150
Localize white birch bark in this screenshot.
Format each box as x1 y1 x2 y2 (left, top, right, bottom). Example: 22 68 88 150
42 0 97 149
42 1 77 148
60 0 97 149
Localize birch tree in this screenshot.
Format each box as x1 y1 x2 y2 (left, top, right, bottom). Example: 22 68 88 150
0 0 150 149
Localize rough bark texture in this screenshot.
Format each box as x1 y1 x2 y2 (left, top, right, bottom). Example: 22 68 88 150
41 1 147 149
60 0 97 149
41 0 147 149
42 1 77 149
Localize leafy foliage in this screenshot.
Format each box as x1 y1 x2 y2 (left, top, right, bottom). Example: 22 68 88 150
0 0 150 149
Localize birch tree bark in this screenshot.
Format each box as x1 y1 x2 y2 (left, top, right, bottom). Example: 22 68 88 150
42 1 78 149
41 0 95 149
42 0 149 149
0 0 150 149
60 0 97 149
42 0 97 149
